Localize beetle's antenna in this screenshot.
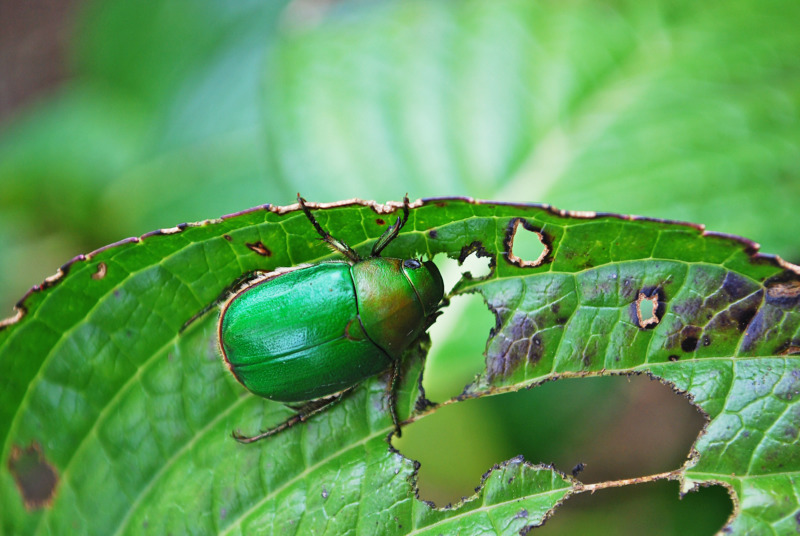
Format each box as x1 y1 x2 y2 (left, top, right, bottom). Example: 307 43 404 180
298 194 362 263
371 194 410 257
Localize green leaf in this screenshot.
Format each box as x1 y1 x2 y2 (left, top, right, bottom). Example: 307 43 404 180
2 199 798 534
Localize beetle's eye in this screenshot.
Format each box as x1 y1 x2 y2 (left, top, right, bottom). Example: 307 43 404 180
403 259 422 269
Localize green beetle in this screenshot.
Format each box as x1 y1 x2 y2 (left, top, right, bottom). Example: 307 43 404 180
218 196 444 443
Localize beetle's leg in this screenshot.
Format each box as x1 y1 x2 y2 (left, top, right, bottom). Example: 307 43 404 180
422 309 445 332
232 388 356 444
371 194 410 257
180 271 266 333
386 358 403 437
297 194 362 263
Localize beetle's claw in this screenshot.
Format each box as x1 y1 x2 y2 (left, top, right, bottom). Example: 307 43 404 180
232 429 261 444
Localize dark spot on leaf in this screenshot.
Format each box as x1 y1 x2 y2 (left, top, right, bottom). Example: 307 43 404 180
668 355 680 362
571 463 586 477
246 241 272 256
375 218 386 226
91 262 107 280
514 509 529 519
435 202 447 207
8 442 58 510
681 336 699 353
731 307 757 332
220 507 227 520
322 488 329 499
679 326 702 353
223 234 232 241
428 229 438 239
113 289 121 299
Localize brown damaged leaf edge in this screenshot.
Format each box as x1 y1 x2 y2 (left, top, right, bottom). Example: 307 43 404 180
7 442 59 510
0 224 199 330
2 196 799 333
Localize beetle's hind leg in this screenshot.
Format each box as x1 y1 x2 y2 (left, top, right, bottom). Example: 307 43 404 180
232 387 356 444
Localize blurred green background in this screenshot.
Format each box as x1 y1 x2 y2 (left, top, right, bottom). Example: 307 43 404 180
2 0 798 533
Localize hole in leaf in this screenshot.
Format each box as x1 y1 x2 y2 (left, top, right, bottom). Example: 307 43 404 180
506 219 549 267
631 287 665 330
536 480 732 536
424 255 495 401
395 376 705 508
638 294 655 320
424 292 494 401
459 249 492 280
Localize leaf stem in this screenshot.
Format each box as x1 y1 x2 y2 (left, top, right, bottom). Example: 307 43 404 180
573 469 682 494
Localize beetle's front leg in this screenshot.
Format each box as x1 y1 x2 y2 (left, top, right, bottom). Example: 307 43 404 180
232 388 356 444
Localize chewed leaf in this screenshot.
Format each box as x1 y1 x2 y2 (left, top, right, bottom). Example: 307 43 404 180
1 199 798 534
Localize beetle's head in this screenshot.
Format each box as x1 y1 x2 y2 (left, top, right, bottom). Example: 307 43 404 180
401 258 444 316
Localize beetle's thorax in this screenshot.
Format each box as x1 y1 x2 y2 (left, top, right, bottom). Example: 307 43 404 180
351 257 440 359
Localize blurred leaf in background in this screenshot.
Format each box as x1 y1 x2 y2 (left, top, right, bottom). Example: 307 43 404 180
1 0 798 533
